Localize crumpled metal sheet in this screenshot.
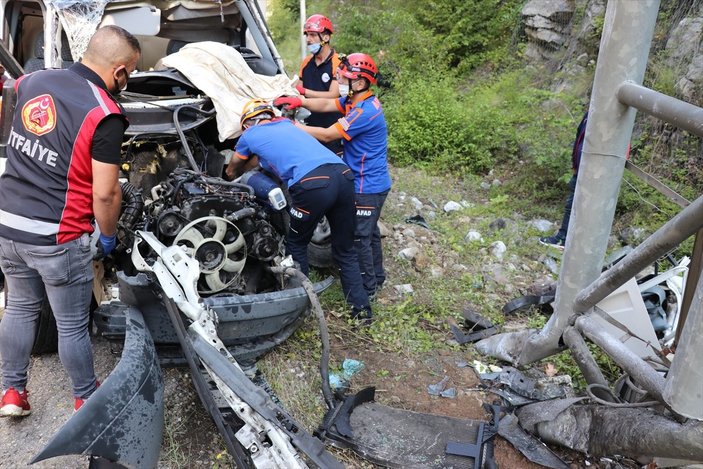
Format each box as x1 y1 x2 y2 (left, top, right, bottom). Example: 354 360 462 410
515 398 588 433
475 329 536 364
521 403 703 461
498 413 570 469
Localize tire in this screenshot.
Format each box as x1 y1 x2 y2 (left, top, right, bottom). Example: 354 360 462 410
1 281 59 355
33 294 98 355
32 293 58 355
308 241 334 269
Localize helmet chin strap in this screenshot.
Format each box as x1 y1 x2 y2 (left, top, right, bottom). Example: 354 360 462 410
315 33 330 54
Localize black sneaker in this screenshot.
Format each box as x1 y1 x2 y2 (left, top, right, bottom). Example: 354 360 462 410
539 235 565 250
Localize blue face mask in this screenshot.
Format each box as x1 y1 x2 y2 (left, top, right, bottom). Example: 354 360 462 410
308 43 322 55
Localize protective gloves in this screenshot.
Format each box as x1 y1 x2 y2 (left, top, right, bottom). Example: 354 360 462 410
94 232 117 259
295 83 306 96
273 96 303 111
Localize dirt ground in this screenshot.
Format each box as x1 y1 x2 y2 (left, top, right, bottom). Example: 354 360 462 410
334 346 555 469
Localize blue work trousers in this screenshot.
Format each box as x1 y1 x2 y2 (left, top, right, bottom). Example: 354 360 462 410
286 164 370 311
0 233 98 399
354 191 389 296
556 175 577 241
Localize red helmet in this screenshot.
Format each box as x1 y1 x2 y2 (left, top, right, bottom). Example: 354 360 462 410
339 53 378 85
304 14 333 34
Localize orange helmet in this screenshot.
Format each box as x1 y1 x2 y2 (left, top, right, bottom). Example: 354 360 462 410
339 53 378 85
304 14 333 34
240 99 274 129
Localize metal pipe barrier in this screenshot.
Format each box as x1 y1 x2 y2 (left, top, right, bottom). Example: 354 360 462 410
663 262 703 419
574 194 703 312
562 326 614 402
575 315 666 405
617 82 703 138
515 0 662 365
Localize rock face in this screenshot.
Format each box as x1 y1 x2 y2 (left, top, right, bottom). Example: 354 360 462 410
666 13 703 104
522 0 576 60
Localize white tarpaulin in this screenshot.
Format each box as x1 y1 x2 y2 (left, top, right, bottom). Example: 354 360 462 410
157 41 297 140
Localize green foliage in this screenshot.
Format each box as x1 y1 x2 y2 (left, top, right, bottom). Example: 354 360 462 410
268 0 305 74
413 0 524 73
332 2 450 80
384 72 496 174
365 299 441 353
385 69 580 179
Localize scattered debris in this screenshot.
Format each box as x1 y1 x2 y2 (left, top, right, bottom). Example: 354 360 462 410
405 214 430 229
398 246 419 260
410 196 424 211
502 285 556 316
427 375 456 398
490 241 507 260
498 413 570 469
445 403 502 468
464 230 483 242
329 359 365 391
492 367 574 401
489 218 506 232
530 219 554 232
542 255 560 274
449 308 499 344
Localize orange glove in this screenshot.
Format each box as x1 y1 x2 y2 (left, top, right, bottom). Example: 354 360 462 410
274 96 303 111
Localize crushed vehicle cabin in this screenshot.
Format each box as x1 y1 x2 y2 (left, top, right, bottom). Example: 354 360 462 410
1 2 479 468
3 1 701 469
0 0 345 467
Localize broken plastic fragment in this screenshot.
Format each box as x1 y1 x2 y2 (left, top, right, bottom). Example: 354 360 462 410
328 373 349 391
341 358 364 377
427 375 450 396
329 359 365 391
440 388 457 398
404 214 430 229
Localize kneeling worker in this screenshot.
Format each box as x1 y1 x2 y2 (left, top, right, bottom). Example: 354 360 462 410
226 99 372 322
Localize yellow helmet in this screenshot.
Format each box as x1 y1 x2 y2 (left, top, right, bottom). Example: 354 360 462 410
240 99 274 129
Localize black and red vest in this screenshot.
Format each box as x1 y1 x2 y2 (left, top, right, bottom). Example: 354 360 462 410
0 67 125 245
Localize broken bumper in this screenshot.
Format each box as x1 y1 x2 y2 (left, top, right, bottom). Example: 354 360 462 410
32 306 164 468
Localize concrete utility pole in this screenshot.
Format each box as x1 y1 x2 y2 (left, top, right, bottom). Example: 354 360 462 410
300 0 306 61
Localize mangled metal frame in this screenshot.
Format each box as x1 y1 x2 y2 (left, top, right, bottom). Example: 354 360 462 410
34 229 344 468
477 1 703 464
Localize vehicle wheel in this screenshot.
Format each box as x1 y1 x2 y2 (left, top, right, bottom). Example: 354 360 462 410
31 293 58 355
308 240 334 269
308 216 334 268
1 281 58 354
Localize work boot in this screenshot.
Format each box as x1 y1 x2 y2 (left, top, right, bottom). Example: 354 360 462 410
0 387 31 417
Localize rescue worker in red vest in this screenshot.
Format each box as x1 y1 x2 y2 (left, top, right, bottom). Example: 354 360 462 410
226 99 372 322
293 14 343 154
274 53 392 299
0 26 140 417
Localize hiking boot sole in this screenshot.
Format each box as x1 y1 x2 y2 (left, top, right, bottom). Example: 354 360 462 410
0 405 31 417
539 240 565 250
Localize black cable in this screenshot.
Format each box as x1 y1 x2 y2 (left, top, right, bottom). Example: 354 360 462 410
268 266 335 410
173 105 216 172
